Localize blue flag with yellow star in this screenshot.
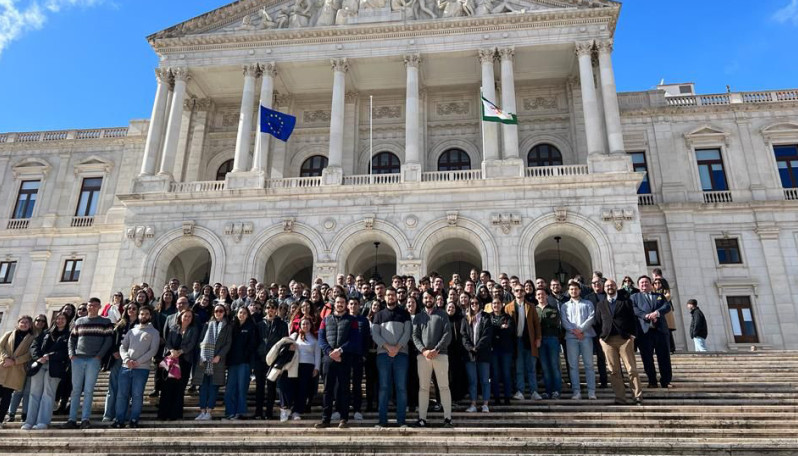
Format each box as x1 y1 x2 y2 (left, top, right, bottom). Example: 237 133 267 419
260 105 296 142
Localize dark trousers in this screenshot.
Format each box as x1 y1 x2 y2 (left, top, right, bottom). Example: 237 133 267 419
292 363 315 414
350 355 364 413
252 360 277 418
322 355 352 422
157 358 191 420
364 352 378 411
0 385 14 418
407 352 419 408
637 329 673 387
594 335 608 386
560 337 571 380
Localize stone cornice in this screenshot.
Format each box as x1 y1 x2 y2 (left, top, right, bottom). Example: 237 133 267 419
149 8 619 54
620 101 798 118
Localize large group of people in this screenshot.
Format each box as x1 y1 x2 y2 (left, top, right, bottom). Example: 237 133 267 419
0 267 709 430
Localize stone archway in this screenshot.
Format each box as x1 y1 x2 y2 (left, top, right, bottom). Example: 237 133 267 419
345 241 397 280
264 243 314 286
425 238 483 279
166 246 212 286
534 235 592 282
143 227 226 289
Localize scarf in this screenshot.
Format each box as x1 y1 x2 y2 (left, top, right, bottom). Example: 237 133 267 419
200 320 224 375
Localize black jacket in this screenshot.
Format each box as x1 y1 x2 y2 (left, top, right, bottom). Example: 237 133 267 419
30 328 70 379
690 307 708 339
460 312 493 363
256 317 288 361
228 319 259 366
490 313 515 354
594 295 638 341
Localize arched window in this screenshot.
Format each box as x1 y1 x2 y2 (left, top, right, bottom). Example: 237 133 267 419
300 155 328 177
527 144 563 167
371 152 401 174
215 159 234 181
437 149 471 171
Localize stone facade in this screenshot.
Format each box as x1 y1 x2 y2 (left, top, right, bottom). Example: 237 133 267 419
0 0 797 353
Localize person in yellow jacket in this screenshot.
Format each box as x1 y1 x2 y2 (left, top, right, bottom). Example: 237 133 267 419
0 315 35 418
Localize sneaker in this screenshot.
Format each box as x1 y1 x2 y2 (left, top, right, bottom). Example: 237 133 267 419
101 417 113 423
279 409 290 422
552 392 561 400
79 420 91 429
374 422 387 429
331 412 341 421
571 393 581 400
291 413 301 421
512 391 525 401
223 415 240 421
203 412 213 421
129 421 139 429
353 412 363 421
442 418 454 428
4 414 14 423
480 404 490 413
398 424 408 429
541 393 550 400
465 405 477 413
413 418 427 428
338 420 348 429
531 391 543 401
588 393 597 400
20 423 32 430
32 424 48 430
194 412 206 421
110 421 123 429
315 421 330 429
60 420 78 429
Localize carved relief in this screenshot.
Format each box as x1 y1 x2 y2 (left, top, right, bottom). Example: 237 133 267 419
225 222 254 243
446 211 459 226
331 58 349 73
182 221 195 236
303 110 332 123
126 226 154 247
372 106 402 119
523 97 557 111
403 53 422 68
364 215 375 230
491 213 521 234
554 207 567 223
282 217 295 232
601 208 634 231
436 102 470 116
574 41 595 57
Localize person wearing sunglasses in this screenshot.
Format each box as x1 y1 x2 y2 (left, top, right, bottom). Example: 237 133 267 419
192 304 232 421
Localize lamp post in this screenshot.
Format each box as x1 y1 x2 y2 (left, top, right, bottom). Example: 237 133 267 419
554 236 567 284
372 241 382 282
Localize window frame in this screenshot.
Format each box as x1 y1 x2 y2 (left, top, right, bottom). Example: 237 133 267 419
11 180 41 220
0 261 16 284
714 237 743 265
299 155 329 177
628 151 651 194
774 144 798 189
643 240 661 266
726 295 759 343
61 259 83 283
74 177 103 217
215 159 235 181
527 143 563 167
695 148 729 191
371 152 401 175
437 149 471 171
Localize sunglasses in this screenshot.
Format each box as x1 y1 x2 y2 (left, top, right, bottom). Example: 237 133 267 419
214 309 225 314
35 319 46 323
78 308 87 312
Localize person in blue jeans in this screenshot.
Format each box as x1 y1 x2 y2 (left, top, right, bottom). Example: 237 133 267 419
505 286 542 401
370 287 411 427
23 314 69 430
224 307 258 420
103 303 139 422
461 297 493 413
489 297 515 405
561 281 597 400
535 288 563 399
114 307 160 428
62 298 113 429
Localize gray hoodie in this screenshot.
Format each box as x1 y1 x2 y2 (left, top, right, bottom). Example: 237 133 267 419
119 322 160 369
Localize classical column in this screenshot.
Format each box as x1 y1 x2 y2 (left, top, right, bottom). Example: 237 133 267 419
402 53 422 182
139 68 171 176
498 47 519 159
159 67 190 177
596 39 626 155
232 63 261 173
323 58 348 185
479 48 500 164
575 41 603 156
253 62 277 174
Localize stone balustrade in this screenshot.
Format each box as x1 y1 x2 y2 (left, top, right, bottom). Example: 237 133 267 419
421 169 482 182
784 188 798 201
170 180 226 193
70 216 95 228
0 127 129 144
265 177 322 189
525 164 589 178
6 219 29 230
638 194 657 206
664 89 798 107
342 174 401 186
703 190 733 204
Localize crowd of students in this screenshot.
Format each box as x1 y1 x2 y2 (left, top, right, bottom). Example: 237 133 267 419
0 267 700 429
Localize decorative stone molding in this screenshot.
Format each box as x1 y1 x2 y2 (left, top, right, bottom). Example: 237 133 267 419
182 221 195 236
436 102 469 116
170 67 190 82
242 63 261 78
405 215 418 228
363 215 375 230
155 67 171 84
755 226 780 240
225 222 254 243
596 38 613 55
574 40 595 57
554 207 567 223
126 226 155 247
761 122 798 143
491 213 521 234
345 91 359 103
274 93 293 106
372 106 402 119
12 158 51 179
194 98 215 112
74 156 113 176
498 46 515 61
715 279 759 298
478 47 497 63
601 208 634 231
446 211 459 226
323 218 336 231
684 125 730 148
259 61 277 77
303 110 332 123
403 53 422 68
330 58 349 73
282 217 295 232
523 97 557 111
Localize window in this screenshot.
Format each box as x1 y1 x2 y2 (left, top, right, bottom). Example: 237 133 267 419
629 152 651 194
644 241 660 266
12 180 40 219
371 152 401 174
61 259 83 282
527 144 563 167
299 155 328 177
715 238 742 264
727 296 758 343
0 312 4 326
696 148 728 191
215 159 234 181
774 144 798 189
679 85 692 94
437 149 471 171
0 262 16 284
75 177 102 217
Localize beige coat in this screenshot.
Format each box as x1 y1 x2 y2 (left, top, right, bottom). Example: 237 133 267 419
0 330 35 391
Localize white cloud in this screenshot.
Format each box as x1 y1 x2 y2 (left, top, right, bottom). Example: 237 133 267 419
773 0 798 25
0 0 104 57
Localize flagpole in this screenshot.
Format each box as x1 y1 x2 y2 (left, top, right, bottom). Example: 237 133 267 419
369 95 374 184
479 87 485 170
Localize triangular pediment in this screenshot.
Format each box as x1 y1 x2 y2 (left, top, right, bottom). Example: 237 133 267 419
150 0 619 41
761 122 798 142
684 125 729 147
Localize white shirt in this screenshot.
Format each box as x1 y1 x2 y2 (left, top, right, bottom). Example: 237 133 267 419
515 300 526 338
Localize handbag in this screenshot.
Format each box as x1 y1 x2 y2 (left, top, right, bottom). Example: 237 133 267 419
27 361 42 377
158 357 182 380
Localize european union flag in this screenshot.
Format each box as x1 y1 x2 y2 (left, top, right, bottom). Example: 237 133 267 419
260 105 296 142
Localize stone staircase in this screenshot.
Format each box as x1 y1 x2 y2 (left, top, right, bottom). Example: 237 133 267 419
2 351 798 455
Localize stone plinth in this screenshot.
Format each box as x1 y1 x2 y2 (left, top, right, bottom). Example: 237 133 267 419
225 171 265 190
131 175 171 194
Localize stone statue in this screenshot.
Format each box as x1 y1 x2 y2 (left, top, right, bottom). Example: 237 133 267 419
490 0 520 14
474 0 492 15
437 0 465 17
360 0 387 10
258 8 277 29
335 6 357 24
289 0 314 27
316 0 340 26
274 7 290 28
416 0 437 18
237 14 256 30
392 0 416 18
460 0 475 16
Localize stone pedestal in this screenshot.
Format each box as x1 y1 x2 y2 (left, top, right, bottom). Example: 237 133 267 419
131 174 171 194
401 163 421 183
482 158 524 179
588 153 631 174
322 166 343 185
225 171 265 190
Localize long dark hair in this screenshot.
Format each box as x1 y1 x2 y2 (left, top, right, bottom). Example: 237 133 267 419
156 290 176 313
231 305 251 330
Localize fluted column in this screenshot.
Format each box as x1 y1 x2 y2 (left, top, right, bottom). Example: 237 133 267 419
139 68 171 176
323 58 348 185
479 48 500 163
498 47 519 159
596 39 626 155
232 64 261 173
402 54 422 182
575 41 603 156
159 67 190 177
253 62 277 174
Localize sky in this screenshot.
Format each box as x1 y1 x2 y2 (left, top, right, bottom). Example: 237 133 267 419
0 0 796 132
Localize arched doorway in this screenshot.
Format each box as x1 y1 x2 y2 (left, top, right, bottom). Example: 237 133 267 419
166 247 212 286
425 238 482 279
345 242 397 281
264 243 314 286
534 235 592 282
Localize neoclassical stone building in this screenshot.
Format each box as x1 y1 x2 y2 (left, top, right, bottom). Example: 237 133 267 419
1 0 797 352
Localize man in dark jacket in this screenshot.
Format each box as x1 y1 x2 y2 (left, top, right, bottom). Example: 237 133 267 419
316 296 360 429
687 299 708 352
254 301 288 420
594 279 642 405
631 276 673 388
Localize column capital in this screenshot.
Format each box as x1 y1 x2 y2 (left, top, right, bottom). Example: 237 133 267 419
259 62 278 78
183 97 196 111
155 68 171 84
345 91 359 103
596 39 614 55
242 63 260 78
403 53 422 68
478 47 497 64
170 67 190 82
194 98 215 112
574 41 595 57
498 46 515 60
330 58 349 73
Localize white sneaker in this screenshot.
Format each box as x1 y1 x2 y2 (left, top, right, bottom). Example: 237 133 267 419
195 412 205 421
588 393 597 400
20 423 32 430
531 391 543 401
465 405 478 413
571 393 581 400
480 404 490 413
512 391 525 401
203 412 213 421
291 413 301 421
331 411 341 421
353 412 363 421
280 409 290 422
32 424 48 430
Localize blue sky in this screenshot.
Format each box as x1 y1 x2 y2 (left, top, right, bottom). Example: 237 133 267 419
0 0 796 132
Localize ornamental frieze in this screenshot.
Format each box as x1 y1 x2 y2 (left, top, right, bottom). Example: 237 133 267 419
436 102 470 116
